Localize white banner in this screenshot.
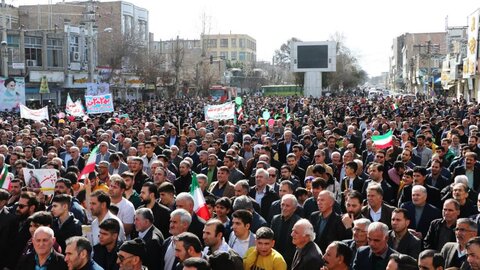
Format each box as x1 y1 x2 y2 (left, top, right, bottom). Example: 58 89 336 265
65 94 86 117
204 102 235 121
20 105 49 121
23 168 58 195
464 10 479 78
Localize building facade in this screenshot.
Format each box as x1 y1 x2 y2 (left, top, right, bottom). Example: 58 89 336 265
202 34 256 69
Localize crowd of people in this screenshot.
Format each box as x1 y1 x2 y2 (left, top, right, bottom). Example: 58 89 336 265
1 92 480 270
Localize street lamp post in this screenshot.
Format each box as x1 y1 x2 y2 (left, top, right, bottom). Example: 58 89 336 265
1 40 7 78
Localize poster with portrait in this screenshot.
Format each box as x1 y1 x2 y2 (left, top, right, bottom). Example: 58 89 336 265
0 77 25 112
86 82 110 96
23 168 58 195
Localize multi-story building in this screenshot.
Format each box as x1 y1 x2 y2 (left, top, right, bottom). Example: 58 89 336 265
389 32 446 95
202 34 256 69
8 1 150 103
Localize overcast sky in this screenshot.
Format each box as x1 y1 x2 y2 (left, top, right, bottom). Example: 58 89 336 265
9 0 480 77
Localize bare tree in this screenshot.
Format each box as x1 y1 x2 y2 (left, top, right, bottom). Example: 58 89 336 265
171 36 185 96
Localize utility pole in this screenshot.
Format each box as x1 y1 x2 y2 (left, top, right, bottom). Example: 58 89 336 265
86 0 96 83
1 0 8 78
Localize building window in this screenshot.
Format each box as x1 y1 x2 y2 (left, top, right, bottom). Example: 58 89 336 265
230 51 237 61
220 51 228 59
231 38 237 48
220 39 228 48
239 38 245 48
47 38 63 67
25 36 43 66
208 39 217 48
239 52 246 61
210 51 217 57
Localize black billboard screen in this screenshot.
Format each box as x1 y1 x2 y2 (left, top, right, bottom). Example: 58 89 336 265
297 45 328 69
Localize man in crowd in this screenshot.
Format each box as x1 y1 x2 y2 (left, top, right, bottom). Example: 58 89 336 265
388 208 421 258
134 208 164 270
352 222 397 269
90 190 125 246
16 226 67 269
93 218 121 270
424 199 460 251
322 241 353 270
139 181 171 237
65 236 103 270
291 218 324 269
440 218 478 268
310 190 350 252
270 194 301 268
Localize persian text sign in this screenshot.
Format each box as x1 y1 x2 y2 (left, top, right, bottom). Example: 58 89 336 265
85 94 114 114
23 168 58 195
65 94 86 117
20 105 49 121
204 102 235 121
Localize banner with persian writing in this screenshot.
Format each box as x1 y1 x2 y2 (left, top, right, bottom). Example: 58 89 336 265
85 94 114 114
23 168 58 195
20 105 49 121
204 102 235 121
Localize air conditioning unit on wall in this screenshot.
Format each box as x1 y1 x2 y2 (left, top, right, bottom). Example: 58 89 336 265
26 59 37 66
71 51 80 62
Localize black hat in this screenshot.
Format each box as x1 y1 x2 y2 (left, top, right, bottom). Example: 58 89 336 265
119 238 147 262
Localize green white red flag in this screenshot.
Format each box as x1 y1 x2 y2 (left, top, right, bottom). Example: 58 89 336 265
190 173 211 221
0 165 11 189
78 145 99 180
372 130 393 149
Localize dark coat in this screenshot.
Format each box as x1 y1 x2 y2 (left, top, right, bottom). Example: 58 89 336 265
266 199 304 225
340 176 365 194
387 230 421 259
67 156 85 171
291 241 324 270
140 203 171 238
361 203 396 229
248 185 279 220
352 245 397 270
15 250 67 270
174 174 192 195
423 218 456 251
399 184 442 209
142 225 165 270
133 171 150 194
361 179 395 206
188 213 206 245
93 241 120 270
452 165 480 192
441 242 469 268
52 213 83 253
425 174 451 191
309 211 351 252
270 214 301 268
0 207 15 269
400 202 442 239
277 140 297 164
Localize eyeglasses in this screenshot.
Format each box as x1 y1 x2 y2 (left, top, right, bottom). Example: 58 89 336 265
17 204 28 209
352 227 367 233
455 228 476 233
314 155 321 158
117 254 136 263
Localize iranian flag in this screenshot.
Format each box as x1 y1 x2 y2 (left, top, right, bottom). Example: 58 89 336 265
78 145 99 180
190 173 211 221
0 165 11 189
372 130 393 149
391 103 399 110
